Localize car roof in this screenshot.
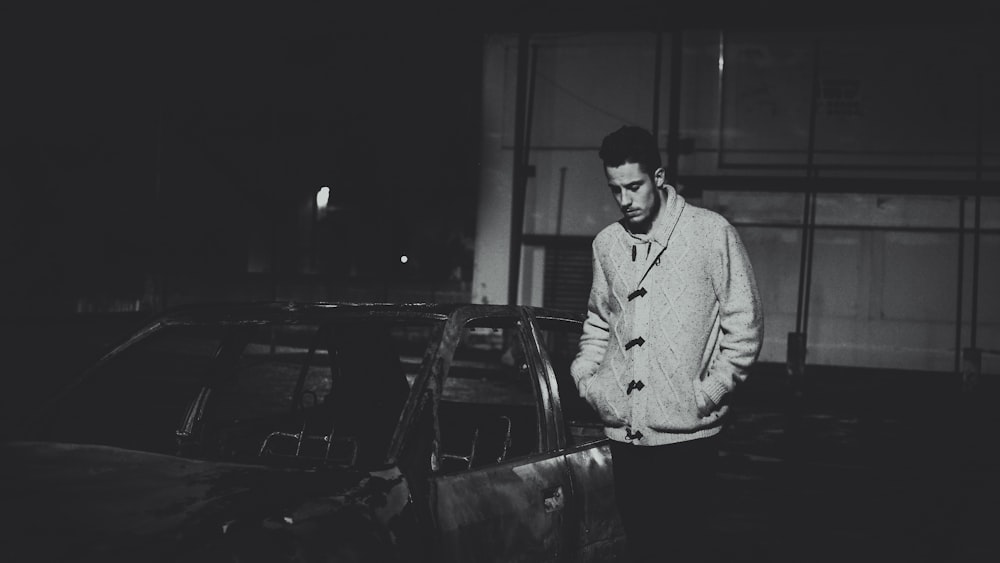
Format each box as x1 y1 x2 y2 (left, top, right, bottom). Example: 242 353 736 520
154 302 585 325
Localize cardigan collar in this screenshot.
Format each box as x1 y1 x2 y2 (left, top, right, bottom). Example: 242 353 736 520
619 184 686 248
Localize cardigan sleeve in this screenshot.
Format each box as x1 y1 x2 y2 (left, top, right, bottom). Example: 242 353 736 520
570 240 611 398
702 223 764 406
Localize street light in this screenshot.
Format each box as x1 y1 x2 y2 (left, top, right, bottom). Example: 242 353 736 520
312 186 332 272
316 186 330 211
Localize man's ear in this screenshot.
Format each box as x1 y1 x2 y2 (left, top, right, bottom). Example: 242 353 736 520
654 167 667 188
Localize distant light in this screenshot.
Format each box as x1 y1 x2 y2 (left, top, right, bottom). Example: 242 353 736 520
718 52 724 73
316 186 330 210
400 255 409 264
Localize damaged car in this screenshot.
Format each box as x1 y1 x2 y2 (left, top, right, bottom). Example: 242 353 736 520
4 302 625 562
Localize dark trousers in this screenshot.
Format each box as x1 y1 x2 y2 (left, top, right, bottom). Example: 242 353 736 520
610 436 720 563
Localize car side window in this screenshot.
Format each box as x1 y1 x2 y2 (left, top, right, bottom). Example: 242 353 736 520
217 324 331 422
534 317 605 447
202 319 432 468
41 324 224 455
435 317 540 473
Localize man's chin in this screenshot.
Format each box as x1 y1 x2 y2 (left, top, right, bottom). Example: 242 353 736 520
623 215 651 231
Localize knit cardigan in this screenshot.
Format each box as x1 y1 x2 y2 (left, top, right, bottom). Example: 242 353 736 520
570 186 763 446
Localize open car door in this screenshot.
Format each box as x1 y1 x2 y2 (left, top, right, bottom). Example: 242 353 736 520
428 313 572 563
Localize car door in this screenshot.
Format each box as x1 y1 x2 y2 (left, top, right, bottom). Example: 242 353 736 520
429 311 572 563
528 311 627 562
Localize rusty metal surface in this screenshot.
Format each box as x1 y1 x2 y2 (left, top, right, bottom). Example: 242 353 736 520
2 441 414 562
7 302 625 562
564 441 627 562
432 455 569 562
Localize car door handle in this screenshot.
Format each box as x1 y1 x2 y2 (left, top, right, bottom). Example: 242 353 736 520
543 486 564 513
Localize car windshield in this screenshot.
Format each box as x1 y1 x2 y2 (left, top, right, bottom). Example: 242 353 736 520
38 316 443 468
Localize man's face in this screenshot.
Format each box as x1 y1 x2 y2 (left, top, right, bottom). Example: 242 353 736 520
605 161 665 234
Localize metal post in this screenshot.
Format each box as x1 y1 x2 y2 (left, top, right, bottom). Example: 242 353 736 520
959 56 984 393
801 39 822 338
549 166 568 309
716 31 727 170
962 347 982 393
524 44 539 172
555 167 567 236
794 192 811 336
788 39 822 384
971 68 983 350
955 196 966 373
667 31 683 186
651 31 663 143
507 33 532 305
971 194 981 349
153 105 167 313
270 109 280 303
802 192 818 339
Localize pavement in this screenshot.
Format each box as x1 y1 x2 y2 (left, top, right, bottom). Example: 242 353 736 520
710 369 1000 563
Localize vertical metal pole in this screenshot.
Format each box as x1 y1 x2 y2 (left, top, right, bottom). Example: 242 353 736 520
508 33 531 305
801 193 818 336
651 31 663 143
788 39 822 392
555 167 568 236
801 40 823 361
962 35 987 392
269 108 279 303
311 193 318 272
794 193 811 335
549 166 568 309
271 205 279 302
955 196 966 373
667 31 683 185
716 31 727 170
971 68 983 350
524 44 539 171
154 105 167 313
971 195 981 349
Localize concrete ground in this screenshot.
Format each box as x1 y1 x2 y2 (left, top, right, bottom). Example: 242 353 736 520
712 367 999 563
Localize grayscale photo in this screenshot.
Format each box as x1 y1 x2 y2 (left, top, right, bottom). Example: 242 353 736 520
2 1 997 562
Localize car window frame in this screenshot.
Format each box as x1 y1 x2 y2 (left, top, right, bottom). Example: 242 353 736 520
527 310 609 450
419 307 560 474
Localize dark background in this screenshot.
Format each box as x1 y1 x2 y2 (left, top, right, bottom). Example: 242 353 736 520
3 4 488 314
3 1 994 316
1 4 998 560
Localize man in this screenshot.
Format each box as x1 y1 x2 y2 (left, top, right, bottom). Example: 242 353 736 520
570 125 763 562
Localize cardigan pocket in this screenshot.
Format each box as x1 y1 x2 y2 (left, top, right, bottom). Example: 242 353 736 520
693 377 725 426
582 370 629 428
645 379 700 432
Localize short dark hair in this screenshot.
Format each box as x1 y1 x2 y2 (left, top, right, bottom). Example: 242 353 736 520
598 125 662 175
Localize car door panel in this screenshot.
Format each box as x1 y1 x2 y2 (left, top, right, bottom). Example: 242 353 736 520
432 454 569 562
427 310 573 562
526 310 627 562
564 442 627 561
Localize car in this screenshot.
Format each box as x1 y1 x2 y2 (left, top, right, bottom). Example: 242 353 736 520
4 302 626 562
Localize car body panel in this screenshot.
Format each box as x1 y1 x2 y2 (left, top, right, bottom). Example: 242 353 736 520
2 440 413 562
564 442 626 560
7 302 625 562
432 455 570 562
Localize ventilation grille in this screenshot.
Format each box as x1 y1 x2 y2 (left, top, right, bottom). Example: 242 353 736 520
542 246 592 313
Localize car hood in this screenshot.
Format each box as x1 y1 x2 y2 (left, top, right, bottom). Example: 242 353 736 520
1 441 410 562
